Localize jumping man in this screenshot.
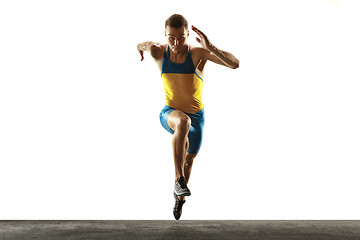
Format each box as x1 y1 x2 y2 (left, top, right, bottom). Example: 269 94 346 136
137 14 239 220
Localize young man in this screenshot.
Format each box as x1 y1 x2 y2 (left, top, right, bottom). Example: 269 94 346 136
137 14 239 220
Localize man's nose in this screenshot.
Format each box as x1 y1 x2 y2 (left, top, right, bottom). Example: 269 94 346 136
174 39 180 45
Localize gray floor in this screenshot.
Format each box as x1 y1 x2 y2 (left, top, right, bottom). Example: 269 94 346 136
1 220 360 240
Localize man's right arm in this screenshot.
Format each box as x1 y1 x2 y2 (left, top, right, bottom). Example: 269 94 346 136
137 41 162 61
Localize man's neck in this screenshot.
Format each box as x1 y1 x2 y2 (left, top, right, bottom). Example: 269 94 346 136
169 46 187 63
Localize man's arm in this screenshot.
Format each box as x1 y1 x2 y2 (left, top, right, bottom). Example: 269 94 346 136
137 41 162 61
205 47 240 69
192 25 239 69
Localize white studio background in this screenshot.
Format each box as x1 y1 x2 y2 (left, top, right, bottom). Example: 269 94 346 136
0 0 359 220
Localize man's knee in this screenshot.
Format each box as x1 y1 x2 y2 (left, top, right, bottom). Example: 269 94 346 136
175 115 191 134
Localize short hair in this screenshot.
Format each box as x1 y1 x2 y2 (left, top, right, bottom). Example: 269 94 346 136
165 14 188 29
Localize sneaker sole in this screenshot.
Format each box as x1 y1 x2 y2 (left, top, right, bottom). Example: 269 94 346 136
175 191 191 197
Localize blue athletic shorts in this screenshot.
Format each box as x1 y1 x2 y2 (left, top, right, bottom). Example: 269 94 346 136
159 105 205 154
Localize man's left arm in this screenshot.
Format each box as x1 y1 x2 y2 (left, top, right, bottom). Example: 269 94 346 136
192 25 239 69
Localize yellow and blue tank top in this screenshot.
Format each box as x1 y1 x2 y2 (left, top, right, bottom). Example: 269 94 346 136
161 45 204 114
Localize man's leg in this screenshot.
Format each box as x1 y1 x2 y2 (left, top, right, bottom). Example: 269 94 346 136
184 152 197 184
167 110 191 183
177 152 197 200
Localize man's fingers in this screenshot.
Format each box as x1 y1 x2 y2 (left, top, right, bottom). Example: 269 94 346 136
191 25 200 35
192 25 208 42
192 25 203 34
192 25 199 31
196 37 201 43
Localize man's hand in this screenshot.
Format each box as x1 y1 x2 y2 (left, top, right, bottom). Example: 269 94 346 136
137 41 162 61
191 25 214 52
191 25 240 69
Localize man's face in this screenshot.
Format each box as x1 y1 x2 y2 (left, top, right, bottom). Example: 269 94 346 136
165 26 189 54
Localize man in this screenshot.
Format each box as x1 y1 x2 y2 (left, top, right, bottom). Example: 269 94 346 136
137 14 239 220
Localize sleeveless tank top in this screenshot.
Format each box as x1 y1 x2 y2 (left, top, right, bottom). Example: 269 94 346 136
161 45 204 114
